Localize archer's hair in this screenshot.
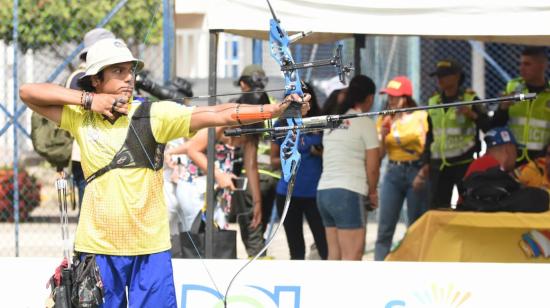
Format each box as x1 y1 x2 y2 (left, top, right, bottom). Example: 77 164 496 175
76 71 104 92
339 75 376 114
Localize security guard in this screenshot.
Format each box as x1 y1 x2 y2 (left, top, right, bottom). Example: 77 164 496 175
427 59 490 209
492 47 550 164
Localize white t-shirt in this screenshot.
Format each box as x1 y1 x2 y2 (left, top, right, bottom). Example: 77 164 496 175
317 108 379 196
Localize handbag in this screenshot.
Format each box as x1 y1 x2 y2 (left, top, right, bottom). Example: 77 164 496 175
171 211 237 259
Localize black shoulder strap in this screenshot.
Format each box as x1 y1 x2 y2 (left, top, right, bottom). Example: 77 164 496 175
86 102 165 184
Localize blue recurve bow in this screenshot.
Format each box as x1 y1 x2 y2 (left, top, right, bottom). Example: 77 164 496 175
222 1 352 306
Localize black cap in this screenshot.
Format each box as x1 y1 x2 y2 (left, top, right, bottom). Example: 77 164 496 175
429 59 462 77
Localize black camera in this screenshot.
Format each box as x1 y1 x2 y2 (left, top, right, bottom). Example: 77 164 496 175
135 70 193 103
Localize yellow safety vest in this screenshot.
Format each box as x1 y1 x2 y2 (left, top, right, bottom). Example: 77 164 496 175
505 78 550 161
428 91 477 169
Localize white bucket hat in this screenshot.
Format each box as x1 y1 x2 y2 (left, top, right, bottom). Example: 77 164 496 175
80 38 144 79
79 28 115 60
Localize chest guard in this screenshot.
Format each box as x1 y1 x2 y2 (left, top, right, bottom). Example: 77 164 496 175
86 102 165 184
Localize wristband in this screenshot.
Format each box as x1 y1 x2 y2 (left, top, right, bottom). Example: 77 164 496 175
235 103 242 125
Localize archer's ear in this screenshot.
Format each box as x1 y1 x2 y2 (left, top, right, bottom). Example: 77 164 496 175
91 75 99 88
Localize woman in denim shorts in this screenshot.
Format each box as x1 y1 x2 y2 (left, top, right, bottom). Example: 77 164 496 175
317 75 381 260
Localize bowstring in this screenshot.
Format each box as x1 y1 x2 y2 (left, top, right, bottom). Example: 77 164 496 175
127 0 223 298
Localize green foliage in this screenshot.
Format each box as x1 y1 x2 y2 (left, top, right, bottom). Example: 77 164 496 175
0 0 163 53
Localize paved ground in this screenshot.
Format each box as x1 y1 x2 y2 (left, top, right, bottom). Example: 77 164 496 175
0 165 408 259
0 219 406 260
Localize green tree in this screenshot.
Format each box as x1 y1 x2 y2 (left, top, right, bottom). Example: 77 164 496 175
0 0 163 54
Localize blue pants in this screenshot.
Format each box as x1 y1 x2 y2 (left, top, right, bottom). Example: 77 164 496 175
86 251 177 308
375 162 428 261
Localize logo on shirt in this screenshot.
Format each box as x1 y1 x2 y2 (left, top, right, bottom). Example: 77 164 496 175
87 127 101 144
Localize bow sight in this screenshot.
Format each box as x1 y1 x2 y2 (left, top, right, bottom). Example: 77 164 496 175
279 44 353 85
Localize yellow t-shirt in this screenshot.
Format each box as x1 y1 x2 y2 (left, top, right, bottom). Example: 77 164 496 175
376 111 428 162
60 100 195 255
515 158 550 192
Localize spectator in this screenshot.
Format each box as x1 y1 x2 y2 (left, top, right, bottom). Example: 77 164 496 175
271 84 327 260
181 128 240 229
163 139 206 234
492 47 550 164
427 59 490 209
170 65 275 258
515 143 550 192
459 127 549 212
230 64 274 257
374 76 431 261
317 75 380 260
463 127 518 177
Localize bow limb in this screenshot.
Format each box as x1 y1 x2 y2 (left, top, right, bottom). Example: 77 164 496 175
223 1 302 306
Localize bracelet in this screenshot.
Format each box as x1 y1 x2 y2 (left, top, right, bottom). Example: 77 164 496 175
80 91 86 107
235 103 242 125
83 92 94 110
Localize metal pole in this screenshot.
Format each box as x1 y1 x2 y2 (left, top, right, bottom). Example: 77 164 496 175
469 40 512 83
294 45 302 63
252 39 263 65
162 0 175 84
472 41 486 99
407 36 421 102
12 0 20 257
205 30 219 258
353 34 365 76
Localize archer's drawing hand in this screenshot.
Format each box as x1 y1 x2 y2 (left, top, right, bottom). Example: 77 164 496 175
92 94 130 119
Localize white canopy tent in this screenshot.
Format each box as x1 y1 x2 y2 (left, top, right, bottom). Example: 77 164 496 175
177 0 550 257
202 0 550 45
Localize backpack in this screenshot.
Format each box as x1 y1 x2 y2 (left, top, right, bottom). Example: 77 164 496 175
458 166 549 213
30 112 73 171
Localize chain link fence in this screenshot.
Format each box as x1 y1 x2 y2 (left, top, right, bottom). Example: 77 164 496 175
303 36 546 254
0 0 169 257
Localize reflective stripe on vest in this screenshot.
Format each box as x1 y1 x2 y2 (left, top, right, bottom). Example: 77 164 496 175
431 140 476 159
428 91 477 166
506 78 550 157
432 127 477 136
